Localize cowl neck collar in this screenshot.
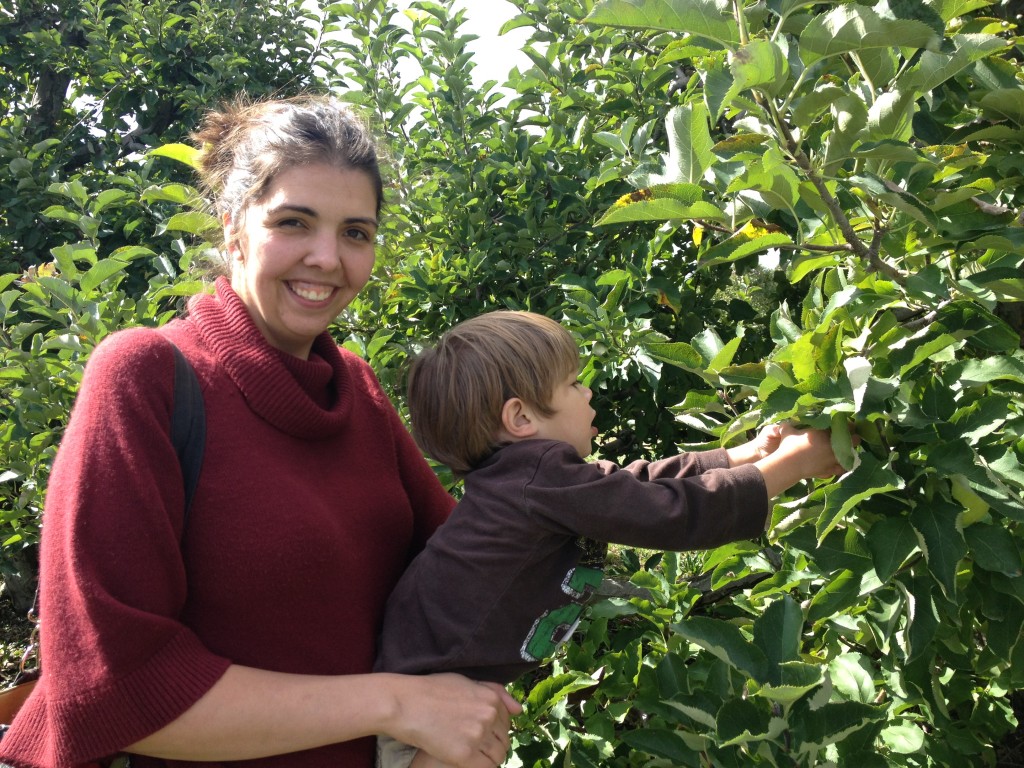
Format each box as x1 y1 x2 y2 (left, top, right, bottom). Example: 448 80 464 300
188 277 354 439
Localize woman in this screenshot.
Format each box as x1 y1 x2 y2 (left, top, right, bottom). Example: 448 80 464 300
0 95 518 768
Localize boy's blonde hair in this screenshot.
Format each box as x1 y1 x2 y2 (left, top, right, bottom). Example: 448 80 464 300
407 311 580 475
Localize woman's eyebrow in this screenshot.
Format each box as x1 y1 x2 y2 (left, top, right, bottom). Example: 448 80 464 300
265 203 318 218
265 204 378 228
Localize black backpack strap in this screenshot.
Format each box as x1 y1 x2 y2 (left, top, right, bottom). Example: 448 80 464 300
168 342 206 529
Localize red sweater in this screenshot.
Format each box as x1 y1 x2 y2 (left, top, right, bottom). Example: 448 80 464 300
0 279 454 768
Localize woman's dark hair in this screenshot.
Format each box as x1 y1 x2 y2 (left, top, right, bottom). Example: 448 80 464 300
191 93 384 222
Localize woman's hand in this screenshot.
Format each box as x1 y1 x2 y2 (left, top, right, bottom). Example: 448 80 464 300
389 673 521 768
128 666 519 764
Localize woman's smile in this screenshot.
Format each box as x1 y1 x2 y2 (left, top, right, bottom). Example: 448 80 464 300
227 163 379 359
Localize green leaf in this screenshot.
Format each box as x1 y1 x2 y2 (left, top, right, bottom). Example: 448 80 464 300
958 355 1024 386
163 211 220 235
699 231 793 268
48 179 89 207
652 104 715 185
525 671 598 716
866 515 918 582
643 341 704 371
32 276 74 306
753 595 803 668
806 569 863 622
817 452 903 542
910 500 967 599
752 661 822 704
41 205 81 224
965 523 1022 577
828 653 876 704
880 723 926 754
659 693 720 729
149 142 202 169
792 700 885 750
790 254 842 283
897 33 1008 95
716 697 773 745
792 86 848 130
799 4 940 65
726 39 788 102
717 362 766 387
990 448 1024 490
109 246 157 262
672 616 771 682
848 173 939 229
620 728 699 762
867 91 916 143
690 327 723 366
830 412 857 472
91 189 130 215
708 334 742 371
978 89 1024 126
79 258 129 293
142 183 200 204
596 199 726 225
585 0 741 47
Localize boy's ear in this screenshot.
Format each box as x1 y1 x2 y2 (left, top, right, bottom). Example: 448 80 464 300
499 397 539 440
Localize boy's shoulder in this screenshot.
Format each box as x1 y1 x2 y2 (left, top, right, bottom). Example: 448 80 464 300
468 438 604 487
476 438 581 467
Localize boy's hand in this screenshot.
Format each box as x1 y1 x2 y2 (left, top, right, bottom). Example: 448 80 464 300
777 423 856 478
726 423 784 467
754 424 853 498
751 423 784 460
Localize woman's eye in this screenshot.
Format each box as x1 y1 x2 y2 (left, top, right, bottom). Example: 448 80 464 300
346 227 370 241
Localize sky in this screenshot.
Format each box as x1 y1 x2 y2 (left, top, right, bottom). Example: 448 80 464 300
453 0 532 86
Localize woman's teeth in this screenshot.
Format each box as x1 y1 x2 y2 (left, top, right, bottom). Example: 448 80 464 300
291 283 333 301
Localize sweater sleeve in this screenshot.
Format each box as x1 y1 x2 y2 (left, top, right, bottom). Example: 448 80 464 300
347 354 455 556
392 409 456 554
0 328 231 768
522 442 769 551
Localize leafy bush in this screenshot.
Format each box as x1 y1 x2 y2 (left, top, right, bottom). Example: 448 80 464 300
332 0 1024 764
2 0 1022 763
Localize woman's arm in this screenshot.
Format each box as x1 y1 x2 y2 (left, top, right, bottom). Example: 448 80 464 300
129 665 520 767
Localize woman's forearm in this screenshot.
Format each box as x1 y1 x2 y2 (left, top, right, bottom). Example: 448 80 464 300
128 665 519 767
128 665 398 760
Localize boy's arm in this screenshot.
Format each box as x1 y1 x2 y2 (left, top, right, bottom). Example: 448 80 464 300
752 425 846 499
726 424 783 467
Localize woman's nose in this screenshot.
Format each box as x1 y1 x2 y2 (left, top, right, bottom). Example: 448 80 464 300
305 234 341 269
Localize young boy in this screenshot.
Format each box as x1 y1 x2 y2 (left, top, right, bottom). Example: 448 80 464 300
376 311 845 768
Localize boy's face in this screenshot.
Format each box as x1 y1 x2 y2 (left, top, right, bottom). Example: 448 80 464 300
532 372 597 458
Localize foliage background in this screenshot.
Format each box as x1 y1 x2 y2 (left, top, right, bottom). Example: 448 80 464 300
1 0 1022 765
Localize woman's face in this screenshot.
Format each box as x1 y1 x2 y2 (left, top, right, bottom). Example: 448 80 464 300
226 163 378 359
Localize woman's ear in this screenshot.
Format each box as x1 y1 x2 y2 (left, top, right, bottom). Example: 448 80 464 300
223 212 244 264
499 397 539 441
